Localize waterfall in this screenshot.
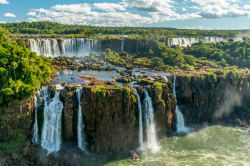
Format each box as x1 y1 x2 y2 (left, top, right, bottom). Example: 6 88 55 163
133 88 143 150
77 87 87 151
29 38 101 57
41 89 64 154
136 40 139 53
32 91 39 144
173 76 189 134
32 87 48 144
168 36 242 47
143 89 160 152
121 39 124 52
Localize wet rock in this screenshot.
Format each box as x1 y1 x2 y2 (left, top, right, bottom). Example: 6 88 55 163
0 98 34 142
129 150 139 160
82 86 139 153
175 75 250 125
60 88 78 142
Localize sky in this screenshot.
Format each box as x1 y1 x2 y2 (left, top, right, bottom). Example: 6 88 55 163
1 0 250 29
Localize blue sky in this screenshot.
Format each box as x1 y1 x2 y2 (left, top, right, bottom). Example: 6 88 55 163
1 0 250 29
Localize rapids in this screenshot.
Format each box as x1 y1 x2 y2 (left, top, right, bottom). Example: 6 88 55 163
78 125 250 166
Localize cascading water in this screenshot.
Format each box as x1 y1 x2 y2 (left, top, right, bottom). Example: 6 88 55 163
168 36 242 47
41 89 64 154
173 75 189 133
32 87 48 144
136 40 139 53
29 38 101 57
133 88 143 150
121 39 124 52
143 89 160 152
32 91 39 144
77 87 87 151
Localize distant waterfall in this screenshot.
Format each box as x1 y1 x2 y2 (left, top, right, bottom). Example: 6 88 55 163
133 88 143 150
168 36 242 47
143 89 160 152
29 38 101 57
173 76 189 133
41 89 64 154
77 87 87 151
121 39 124 52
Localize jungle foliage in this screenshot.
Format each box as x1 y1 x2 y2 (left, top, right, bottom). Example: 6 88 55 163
0 27 55 105
0 21 244 39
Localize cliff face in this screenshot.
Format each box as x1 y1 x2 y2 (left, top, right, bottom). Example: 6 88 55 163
60 88 78 142
30 83 176 153
0 98 34 142
175 74 250 125
139 82 177 137
101 39 154 54
72 84 175 153
81 87 138 153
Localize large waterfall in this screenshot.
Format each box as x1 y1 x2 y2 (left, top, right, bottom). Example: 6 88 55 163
168 36 242 47
29 38 101 57
77 87 87 151
41 89 64 154
143 89 160 152
133 88 143 150
173 76 189 133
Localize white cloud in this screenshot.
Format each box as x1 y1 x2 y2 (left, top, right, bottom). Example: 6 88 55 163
27 5 152 26
244 5 250 9
27 11 36 16
191 0 250 18
0 21 6 23
93 3 126 12
51 3 91 14
123 0 173 13
4 12 16 18
0 0 9 4
122 0 198 22
26 0 250 26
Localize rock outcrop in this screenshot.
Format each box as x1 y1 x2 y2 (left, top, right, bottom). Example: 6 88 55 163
81 86 138 153
175 74 250 125
0 98 34 142
30 83 176 153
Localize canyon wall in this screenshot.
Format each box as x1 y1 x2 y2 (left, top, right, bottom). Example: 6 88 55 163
28 37 242 57
31 84 176 153
175 74 250 126
0 99 34 142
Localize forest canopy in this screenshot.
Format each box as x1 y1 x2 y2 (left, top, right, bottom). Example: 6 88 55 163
0 27 55 105
0 21 246 39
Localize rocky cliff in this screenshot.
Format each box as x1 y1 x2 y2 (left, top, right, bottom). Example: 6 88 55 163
0 98 34 164
32 83 176 153
175 74 250 126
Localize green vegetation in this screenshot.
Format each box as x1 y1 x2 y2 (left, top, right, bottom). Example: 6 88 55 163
0 21 245 40
99 38 250 79
0 132 26 157
0 27 55 105
184 39 250 68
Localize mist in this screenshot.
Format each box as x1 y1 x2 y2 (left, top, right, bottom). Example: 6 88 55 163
214 87 242 119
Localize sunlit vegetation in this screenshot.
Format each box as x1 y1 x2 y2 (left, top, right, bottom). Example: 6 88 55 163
0 21 245 40
0 27 55 105
184 39 250 68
